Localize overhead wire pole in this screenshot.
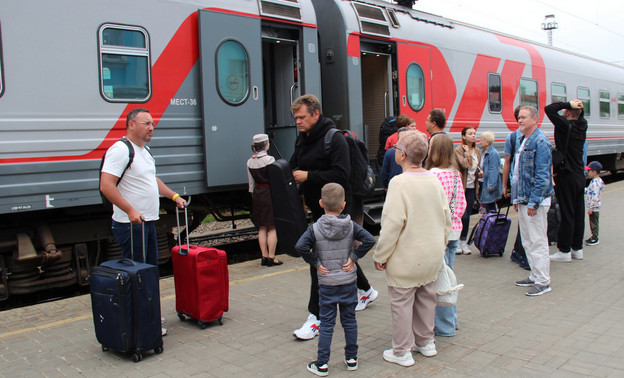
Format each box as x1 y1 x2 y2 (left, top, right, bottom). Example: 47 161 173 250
542 14 558 46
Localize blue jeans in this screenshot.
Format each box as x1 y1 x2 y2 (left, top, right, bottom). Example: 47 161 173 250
317 283 358 365
460 188 476 241
111 220 159 265
434 240 458 337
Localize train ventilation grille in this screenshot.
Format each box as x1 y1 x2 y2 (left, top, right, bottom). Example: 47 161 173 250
353 2 391 37
259 0 302 22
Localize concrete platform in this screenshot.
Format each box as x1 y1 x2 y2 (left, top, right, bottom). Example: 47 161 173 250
1 180 624 377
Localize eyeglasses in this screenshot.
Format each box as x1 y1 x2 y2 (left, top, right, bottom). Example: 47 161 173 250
392 144 408 157
133 120 155 127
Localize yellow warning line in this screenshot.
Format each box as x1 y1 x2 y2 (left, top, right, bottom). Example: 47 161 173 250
0 265 308 339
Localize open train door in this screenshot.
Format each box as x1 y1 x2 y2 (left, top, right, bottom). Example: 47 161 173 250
198 10 264 188
361 48 395 165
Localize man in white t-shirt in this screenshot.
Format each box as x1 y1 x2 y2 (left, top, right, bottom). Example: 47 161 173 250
100 108 186 265
511 106 554 297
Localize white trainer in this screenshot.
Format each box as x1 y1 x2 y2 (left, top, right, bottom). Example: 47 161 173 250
355 287 378 311
572 249 584 260
414 340 437 357
293 314 320 340
549 251 571 262
382 349 415 367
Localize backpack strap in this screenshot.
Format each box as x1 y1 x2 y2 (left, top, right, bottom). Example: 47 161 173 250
116 138 135 186
323 128 341 156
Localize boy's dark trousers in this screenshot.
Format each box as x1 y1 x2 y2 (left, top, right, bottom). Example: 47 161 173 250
317 283 358 365
589 211 599 238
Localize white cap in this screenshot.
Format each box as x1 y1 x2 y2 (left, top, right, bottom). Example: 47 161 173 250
253 133 269 143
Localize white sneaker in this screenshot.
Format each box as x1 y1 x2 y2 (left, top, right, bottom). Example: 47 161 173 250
549 251 571 262
382 349 415 367
572 249 583 260
461 241 472 255
414 340 437 357
161 327 167 336
293 314 320 340
355 287 378 311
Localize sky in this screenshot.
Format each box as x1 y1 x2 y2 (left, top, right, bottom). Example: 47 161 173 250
406 0 624 66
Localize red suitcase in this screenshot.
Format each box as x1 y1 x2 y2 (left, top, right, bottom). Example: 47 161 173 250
171 207 229 328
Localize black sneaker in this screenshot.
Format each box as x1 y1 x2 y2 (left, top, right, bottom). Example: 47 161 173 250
306 361 328 377
586 237 599 246
344 357 358 371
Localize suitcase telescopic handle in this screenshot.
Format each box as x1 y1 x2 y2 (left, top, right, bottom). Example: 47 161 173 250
175 206 190 256
129 219 146 263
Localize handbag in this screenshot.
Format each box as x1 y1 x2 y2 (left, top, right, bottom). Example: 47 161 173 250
436 261 464 306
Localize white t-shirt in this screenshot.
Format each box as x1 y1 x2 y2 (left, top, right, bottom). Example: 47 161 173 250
101 139 160 223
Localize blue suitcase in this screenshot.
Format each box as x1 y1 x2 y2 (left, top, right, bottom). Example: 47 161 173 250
90 224 163 362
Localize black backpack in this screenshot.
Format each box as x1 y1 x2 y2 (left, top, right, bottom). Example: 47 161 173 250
377 116 397 163
98 138 152 207
323 129 375 198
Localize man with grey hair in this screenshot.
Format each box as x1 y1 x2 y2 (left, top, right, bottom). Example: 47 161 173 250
511 106 554 296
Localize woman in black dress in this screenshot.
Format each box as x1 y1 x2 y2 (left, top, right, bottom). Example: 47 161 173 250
247 134 282 266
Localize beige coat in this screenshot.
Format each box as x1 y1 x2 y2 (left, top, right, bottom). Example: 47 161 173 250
454 144 481 193
373 172 451 288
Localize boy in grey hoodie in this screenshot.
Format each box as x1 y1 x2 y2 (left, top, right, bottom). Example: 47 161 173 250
296 183 376 376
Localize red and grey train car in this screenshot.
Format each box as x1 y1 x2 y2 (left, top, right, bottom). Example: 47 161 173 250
0 0 622 300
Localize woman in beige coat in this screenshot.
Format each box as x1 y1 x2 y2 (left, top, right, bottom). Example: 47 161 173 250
374 130 451 367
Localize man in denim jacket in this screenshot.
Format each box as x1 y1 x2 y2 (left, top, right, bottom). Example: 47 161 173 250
511 106 554 296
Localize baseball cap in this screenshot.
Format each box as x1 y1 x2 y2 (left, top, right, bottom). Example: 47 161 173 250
585 161 602 171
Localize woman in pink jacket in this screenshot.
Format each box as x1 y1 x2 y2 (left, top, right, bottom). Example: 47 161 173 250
426 134 467 337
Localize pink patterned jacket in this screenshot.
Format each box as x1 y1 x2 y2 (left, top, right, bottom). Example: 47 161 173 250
431 168 467 240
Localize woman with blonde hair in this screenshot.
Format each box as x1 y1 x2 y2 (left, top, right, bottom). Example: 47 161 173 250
375 130 451 367
454 127 481 255
478 131 502 213
426 134 466 337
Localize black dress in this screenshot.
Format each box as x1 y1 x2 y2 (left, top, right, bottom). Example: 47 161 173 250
247 153 275 227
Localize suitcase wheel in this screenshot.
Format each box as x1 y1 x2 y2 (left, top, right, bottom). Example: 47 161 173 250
177 312 185 321
198 320 208 329
218 316 223 326
132 351 143 362
154 345 164 354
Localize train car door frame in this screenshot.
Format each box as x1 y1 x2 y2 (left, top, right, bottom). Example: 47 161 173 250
262 28 301 161
198 10 264 188
360 45 395 163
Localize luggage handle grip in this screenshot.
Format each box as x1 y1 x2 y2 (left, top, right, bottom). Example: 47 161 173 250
117 258 137 266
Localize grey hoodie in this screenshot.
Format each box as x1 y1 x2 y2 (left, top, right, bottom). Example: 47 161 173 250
296 214 376 286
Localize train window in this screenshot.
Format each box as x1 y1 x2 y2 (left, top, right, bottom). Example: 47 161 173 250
406 63 425 111
216 40 250 106
98 24 151 102
488 73 502 113
577 87 591 117
599 91 610 118
551 83 567 103
619 94 624 120
519 78 538 108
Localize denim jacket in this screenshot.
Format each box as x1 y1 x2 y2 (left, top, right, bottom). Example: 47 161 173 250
513 128 554 209
480 146 502 204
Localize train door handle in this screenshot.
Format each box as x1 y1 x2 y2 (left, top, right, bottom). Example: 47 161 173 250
402 95 406 107
253 86 259 100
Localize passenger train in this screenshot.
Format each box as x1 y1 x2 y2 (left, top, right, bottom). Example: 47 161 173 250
1 0 623 300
